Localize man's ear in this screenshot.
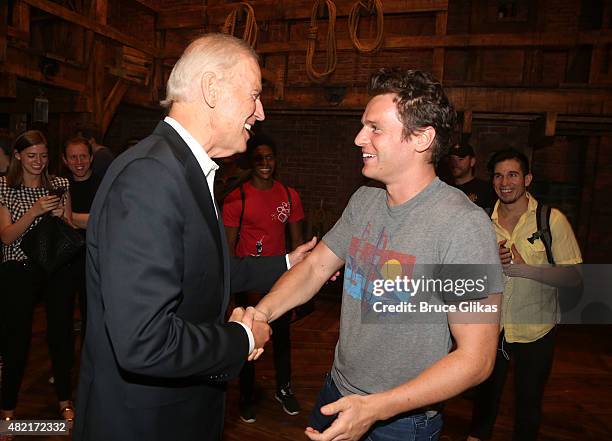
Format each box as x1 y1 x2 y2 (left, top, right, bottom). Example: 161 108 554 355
524 172 533 187
201 72 218 108
414 126 436 154
469 157 477 168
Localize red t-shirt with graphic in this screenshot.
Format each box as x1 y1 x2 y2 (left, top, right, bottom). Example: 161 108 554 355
222 180 304 257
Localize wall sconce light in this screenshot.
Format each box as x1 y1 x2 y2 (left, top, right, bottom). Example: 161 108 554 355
33 90 49 123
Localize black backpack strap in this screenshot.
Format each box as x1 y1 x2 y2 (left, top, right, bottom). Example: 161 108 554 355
235 184 246 253
536 202 555 265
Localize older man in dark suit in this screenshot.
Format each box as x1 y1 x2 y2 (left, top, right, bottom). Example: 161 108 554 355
74 33 312 441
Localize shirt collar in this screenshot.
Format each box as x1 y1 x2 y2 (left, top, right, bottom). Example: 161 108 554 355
164 116 219 176
491 191 537 221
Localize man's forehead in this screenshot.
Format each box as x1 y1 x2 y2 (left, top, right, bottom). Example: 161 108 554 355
494 159 523 173
363 93 400 122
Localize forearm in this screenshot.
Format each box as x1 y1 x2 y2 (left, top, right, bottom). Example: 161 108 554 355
258 256 328 322
0 210 37 245
506 264 581 288
72 212 89 229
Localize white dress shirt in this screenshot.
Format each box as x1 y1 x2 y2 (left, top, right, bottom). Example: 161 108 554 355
163 116 255 353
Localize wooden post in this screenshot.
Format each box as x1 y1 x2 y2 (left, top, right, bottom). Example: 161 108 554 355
462 110 473 134
433 10 448 82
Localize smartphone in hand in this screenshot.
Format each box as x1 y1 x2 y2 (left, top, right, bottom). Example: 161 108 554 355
49 187 66 198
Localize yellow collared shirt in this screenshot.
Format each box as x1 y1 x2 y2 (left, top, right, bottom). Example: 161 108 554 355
491 193 582 343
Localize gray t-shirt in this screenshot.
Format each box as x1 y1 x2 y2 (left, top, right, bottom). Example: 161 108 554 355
323 178 503 397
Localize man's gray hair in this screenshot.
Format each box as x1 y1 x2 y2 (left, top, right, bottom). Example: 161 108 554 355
160 33 258 108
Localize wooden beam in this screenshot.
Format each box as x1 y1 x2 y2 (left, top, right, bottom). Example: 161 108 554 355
102 79 130 134
161 31 612 59
12 1 31 36
132 0 160 13
91 0 108 24
545 112 558 137
2 59 86 92
157 0 448 30
462 110 473 133
432 10 448 82
21 0 157 56
261 85 612 116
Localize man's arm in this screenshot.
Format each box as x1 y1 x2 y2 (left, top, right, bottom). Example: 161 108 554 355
305 294 501 441
500 242 581 288
256 240 344 322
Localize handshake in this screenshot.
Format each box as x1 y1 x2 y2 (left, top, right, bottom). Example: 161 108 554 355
229 306 271 361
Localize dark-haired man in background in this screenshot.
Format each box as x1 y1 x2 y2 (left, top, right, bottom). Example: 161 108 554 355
223 134 305 423
467 148 582 441
250 68 504 441
448 142 495 211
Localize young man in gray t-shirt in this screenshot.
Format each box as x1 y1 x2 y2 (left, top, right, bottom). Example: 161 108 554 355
253 68 503 441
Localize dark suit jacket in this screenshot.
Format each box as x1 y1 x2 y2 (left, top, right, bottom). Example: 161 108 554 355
74 122 285 441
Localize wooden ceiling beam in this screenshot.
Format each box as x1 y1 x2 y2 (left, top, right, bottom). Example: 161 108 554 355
131 0 160 13
159 30 612 59
21 0 157 56
157 0 448 30
260 86 612 116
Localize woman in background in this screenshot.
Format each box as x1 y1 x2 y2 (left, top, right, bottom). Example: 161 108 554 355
0 130 76 429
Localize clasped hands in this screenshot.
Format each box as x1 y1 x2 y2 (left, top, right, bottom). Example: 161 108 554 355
229 306 271 361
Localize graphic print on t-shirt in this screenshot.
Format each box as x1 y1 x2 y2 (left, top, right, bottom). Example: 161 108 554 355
271 201 291 223
344 222 416 307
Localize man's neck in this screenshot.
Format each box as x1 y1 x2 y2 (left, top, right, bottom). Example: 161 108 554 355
497 194 529 221
250 176 274 190
386 168 436 207
168 106 214 155
72 171 92 182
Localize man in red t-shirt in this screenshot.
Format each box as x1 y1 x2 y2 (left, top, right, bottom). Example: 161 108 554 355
223 135 304 423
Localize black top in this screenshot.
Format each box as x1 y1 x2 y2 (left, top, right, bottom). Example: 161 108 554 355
453 177 496 211
70 174 101 214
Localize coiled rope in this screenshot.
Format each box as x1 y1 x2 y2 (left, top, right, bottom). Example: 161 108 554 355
348 0 384 53
306 0 337 83
222 2 258 48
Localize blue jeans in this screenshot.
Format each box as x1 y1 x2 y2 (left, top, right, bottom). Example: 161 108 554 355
309 374 443 441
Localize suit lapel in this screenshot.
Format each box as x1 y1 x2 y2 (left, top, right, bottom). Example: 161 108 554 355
153 122 224 264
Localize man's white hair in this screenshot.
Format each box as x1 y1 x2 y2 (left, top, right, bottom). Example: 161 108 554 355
160 33 258 108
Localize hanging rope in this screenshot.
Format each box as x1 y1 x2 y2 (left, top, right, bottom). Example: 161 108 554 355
306 0 338 83
348 0 384 54
222 2 258 48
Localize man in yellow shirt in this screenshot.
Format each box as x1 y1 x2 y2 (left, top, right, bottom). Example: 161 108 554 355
468 148 582 441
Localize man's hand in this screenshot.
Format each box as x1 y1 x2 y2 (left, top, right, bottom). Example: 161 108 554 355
287 236 317 267
229 307 271 361
287 237 341 281
501 243 527 277
498 239 512 265
304 395 377 441
250 320 271 360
